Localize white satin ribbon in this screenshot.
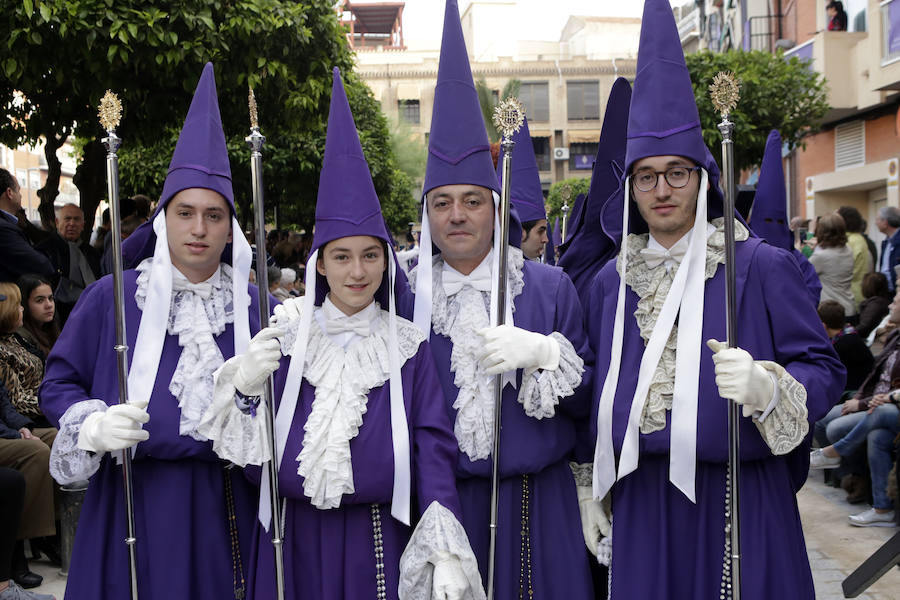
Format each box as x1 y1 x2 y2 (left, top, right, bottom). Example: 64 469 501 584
413 203 433 336
324 318 371 337
593 170 709 503
639 243 687 271
441 260 493 296
387 256 411 525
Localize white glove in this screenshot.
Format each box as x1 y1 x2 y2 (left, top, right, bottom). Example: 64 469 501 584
270 297 303 326
597 535 612 567
77 398 150 453
707 339 776 417
233 327 284 396
576 485 610 557
432 552 468 600
476 325 560 376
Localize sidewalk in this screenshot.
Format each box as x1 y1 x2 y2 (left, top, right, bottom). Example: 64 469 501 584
799 472 900 599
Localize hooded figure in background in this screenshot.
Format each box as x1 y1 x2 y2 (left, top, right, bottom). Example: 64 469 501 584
395 2 596 598
748 130 822 307
199 68 484 600
40 63 262 600
586 0 845 597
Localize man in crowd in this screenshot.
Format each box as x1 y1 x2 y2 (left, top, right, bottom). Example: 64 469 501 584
0 169 53 283
877 205 900 291
588 0 845 597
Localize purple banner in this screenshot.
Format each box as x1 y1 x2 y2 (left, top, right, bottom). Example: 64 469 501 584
573 154 593 170
743 19 751 51
890 0 900 55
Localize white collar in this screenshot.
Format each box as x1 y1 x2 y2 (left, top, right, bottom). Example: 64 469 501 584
646 223 716 272
441 249 493 280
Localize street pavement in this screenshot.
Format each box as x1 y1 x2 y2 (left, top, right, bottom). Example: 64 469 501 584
23 469 900 599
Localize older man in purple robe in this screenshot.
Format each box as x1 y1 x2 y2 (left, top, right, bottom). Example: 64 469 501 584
39 64 261 600
587 1 846 598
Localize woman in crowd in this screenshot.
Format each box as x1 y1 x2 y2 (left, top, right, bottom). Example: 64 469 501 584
810 214 858 322
16 275 60 359
857 272 892 339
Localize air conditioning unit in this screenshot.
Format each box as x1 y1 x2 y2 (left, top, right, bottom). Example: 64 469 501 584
553 147 569 160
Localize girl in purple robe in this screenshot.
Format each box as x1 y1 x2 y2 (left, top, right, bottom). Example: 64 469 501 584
199 68 483 600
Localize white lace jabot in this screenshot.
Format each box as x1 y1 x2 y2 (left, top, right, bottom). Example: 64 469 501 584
135 259 233 441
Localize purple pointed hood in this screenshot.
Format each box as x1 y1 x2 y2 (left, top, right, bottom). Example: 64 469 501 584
423 0 499 196
748 130 791 250
497 117 547 223
312 67 395 306
123 62 235 266
558 78 630 295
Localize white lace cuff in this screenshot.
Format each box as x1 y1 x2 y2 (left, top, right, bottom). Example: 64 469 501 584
751 361 809 455
399 501 486 600
570 461 593 487
196 358 271 467
49 399 107 484
517 332 584 419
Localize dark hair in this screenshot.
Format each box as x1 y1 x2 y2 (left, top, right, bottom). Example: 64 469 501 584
862 272 890 299
0 168 16 195
130 194 152 219
818 299 846 329
267 265 282 286
826 1 845 13
17 274 60 356
836 206 863 233
815 214 847 248
522 219 542 236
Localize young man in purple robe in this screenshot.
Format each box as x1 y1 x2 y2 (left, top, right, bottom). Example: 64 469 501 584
587 1 846 598
39 63 261 600
200 68 483 600
387 2 598 598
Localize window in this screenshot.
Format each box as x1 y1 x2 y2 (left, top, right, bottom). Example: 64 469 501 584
835 120 865 170
398 100 420 124
882 0 900 63
532 137 551 171
569 143 597 170
519 82 549 122
567 81 600 120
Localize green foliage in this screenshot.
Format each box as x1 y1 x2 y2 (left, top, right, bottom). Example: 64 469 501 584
1 0 407 235
546 177 590 223
475 78 522 143
685 49 829 172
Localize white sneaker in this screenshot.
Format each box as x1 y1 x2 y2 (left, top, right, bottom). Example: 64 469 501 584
849 507 896 527
809 448 841 469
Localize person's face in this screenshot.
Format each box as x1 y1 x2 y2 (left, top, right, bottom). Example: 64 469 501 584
165 188 232 283
426 184 495 272
57 205 85 241
876 215 890 234
521 219 548 260
631 155 701 248
2 180 22 212
316 235 386 316
27 284 55 324
827 6 836 17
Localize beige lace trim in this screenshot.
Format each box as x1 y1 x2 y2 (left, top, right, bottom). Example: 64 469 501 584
616 217 750 434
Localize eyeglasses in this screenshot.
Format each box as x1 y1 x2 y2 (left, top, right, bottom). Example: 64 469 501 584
631 166 701 192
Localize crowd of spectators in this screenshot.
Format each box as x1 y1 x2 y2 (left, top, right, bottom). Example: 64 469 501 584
808 206 900 529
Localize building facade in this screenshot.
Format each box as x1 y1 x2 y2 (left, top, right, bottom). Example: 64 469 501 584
0 141 78 223
349 1 639 194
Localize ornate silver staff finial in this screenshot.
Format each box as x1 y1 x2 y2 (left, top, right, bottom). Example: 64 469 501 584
249 87 259 130
99 90 123 132
492 96 525 142
709 71 741 119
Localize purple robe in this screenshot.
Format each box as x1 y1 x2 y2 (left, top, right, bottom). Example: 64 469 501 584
400 260 596 599
587 238 845 598
40 272 262 600
247 340 463 600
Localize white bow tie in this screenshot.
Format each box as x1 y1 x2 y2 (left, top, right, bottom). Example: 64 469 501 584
639 244 687 270
171 277 213 300
324 318 371 337
442 268 492 296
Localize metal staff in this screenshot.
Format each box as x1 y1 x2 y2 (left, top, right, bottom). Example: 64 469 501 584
98 91 140 600
245 88 287 600
486 97 525 600
560 185 571 244
710 71 743 600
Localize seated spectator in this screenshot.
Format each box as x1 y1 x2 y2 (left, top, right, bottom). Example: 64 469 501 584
818 300 873 391
15 275 59 359
0 169 54 284
278 267 298 299
809 213 858 321
0 467 54 599
811 307 900 526
857 272 892 339
0 285 55 430
0 377 55 590
267 265 285 300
